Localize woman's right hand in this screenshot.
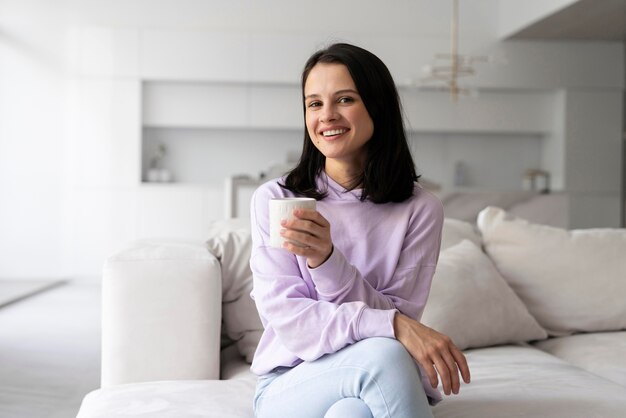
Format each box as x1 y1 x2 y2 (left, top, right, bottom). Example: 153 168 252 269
393 312 471 396
280 208 333 269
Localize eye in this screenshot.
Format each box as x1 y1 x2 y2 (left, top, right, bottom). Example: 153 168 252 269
307 101 321 108
338 96 354 104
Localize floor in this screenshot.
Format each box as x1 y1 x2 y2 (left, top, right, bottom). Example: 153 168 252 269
0 281 101 418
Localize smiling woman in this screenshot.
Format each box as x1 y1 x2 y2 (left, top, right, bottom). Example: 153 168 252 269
249 43 469 418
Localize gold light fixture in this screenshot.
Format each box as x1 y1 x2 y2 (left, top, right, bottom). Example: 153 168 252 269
421 0 490 101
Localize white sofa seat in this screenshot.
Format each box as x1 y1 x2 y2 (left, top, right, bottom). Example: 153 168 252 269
433 345 626 418
79 344 626 418
77 379 256 418
78 345 257 418
533 331 626 387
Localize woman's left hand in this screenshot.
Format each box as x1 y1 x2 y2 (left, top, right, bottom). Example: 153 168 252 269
394 313 470 396
280 208 333 269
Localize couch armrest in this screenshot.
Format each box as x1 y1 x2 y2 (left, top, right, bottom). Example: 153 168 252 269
101 240 222 388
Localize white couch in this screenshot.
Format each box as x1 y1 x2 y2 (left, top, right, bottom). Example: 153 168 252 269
77 207 626 418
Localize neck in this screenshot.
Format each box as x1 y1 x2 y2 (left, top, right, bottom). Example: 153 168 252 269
325 159 364 190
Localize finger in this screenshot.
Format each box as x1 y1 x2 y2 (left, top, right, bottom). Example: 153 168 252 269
282 218 323 237
432 356 452 395
419 361 439 389
293 209 329 227
281 229 317 249
450 347 471 384
280 228 326 251
282 240 319 257
441 350 461 394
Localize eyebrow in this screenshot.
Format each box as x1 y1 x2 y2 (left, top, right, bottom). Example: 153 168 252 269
304 89 360 100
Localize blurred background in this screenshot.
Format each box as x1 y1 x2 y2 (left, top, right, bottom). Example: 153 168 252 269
0 0 624 280
0 1 625 416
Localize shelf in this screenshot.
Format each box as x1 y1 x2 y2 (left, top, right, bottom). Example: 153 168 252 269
141 127 302 185
142 81 302 129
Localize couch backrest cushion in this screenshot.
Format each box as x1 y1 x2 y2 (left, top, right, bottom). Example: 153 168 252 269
421 239 547 350
477 206 626 336
438 190 538 223
441 218 482 251
206 219 261 363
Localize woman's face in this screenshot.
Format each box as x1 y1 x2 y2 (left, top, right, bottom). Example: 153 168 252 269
304 63 374 168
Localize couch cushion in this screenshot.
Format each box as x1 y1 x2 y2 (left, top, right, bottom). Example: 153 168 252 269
440 218 482 251
533 331 626 387
77 379 256 418
477 206 626 336
421 240 547 350
206 219 262 363
437 190 538 223
433 345 626 418
221 345 256 381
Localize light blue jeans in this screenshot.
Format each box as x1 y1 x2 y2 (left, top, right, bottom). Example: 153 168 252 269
253 337 434 418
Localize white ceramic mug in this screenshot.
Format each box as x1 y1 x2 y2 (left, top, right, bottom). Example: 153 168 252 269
269 197 317 248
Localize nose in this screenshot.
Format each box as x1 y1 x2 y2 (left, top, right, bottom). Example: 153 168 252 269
319 103 339 123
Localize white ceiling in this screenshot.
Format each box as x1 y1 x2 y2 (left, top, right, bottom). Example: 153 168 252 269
506 0 626 41
0 0 500 40
2 0 624 46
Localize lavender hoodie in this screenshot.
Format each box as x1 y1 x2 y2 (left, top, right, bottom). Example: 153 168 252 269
249 172 444 403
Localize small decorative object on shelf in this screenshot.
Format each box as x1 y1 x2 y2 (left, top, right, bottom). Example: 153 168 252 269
523 169 550 193
146 143 173 183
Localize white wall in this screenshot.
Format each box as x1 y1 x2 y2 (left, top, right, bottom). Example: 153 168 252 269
561 89 623 228
0 12 69 279
411 132 543 190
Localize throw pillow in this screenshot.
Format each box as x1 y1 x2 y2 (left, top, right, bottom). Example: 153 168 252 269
206 219 262 363
477 206 626 336
421 240 547 350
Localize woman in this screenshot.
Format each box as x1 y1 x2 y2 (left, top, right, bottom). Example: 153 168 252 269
249 43 470 418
